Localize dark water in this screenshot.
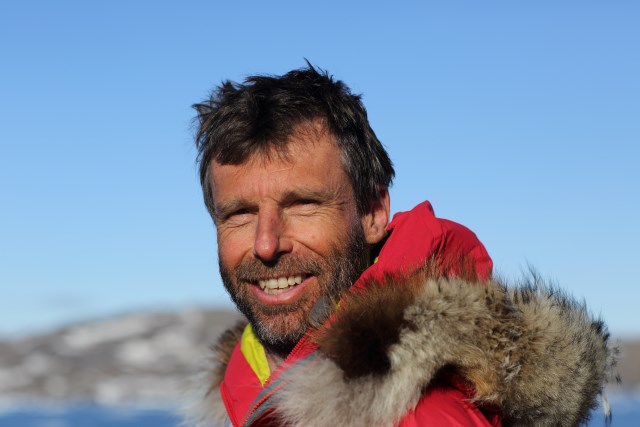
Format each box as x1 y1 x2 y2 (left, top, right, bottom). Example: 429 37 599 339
0 405 180 427
0 398 637 426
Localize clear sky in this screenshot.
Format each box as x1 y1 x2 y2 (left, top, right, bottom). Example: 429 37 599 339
1 1 638 338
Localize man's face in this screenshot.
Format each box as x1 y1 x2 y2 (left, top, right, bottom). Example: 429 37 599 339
210 126 372 355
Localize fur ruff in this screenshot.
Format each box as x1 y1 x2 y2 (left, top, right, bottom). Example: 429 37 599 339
184 320 247 427
193 273 615 427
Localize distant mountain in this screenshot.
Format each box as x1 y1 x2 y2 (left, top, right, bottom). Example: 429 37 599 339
0 308 242 406
0 308 636 407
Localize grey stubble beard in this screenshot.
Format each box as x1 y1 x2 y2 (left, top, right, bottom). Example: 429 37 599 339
218 224 368 358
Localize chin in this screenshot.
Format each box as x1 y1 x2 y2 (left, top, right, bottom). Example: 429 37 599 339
246 297 314 352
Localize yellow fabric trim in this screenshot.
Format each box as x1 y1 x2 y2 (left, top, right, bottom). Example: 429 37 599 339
240 324 271 386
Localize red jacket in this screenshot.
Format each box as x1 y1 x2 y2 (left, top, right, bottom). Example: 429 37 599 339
191 200 613 427
214 201 498 426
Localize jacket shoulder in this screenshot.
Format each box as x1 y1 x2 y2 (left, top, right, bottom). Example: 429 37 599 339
402 384 498 427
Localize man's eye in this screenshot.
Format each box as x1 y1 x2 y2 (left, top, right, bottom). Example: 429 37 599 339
223 209 252 223
230 209 250 217
288 199 320 214
295 199 318 206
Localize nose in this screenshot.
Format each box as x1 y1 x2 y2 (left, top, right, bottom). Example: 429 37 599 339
253 206 292 262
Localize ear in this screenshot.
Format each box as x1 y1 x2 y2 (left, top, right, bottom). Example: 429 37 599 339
361 187 390 244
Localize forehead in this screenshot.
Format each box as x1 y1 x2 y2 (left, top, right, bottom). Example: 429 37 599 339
209 124 351 205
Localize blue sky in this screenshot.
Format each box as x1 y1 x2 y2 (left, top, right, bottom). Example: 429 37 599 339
1 1 638 338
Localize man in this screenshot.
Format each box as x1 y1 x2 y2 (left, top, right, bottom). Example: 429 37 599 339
188 66 614 426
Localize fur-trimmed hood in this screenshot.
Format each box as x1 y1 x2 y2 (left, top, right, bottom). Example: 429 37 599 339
189 272 616 427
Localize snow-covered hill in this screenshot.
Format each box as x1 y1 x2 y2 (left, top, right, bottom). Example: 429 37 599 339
0 308 241 406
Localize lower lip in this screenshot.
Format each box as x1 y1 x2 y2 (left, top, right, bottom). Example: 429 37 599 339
251 277 312 304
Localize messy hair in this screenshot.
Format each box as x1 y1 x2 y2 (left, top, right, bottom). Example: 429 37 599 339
193 64 394 218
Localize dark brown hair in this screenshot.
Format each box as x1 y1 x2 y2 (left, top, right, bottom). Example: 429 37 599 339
193 63 394 218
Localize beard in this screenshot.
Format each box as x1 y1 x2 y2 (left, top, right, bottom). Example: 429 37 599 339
219 224 369 358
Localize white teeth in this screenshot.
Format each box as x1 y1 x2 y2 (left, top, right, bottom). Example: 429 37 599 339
258 275 306 292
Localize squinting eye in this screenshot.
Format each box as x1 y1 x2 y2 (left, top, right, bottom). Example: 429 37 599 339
288 199 319 215
296 199 318 206
223 209 251 223
230 209 250 218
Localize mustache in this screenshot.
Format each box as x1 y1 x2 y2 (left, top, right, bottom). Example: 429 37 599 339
234 255 325 282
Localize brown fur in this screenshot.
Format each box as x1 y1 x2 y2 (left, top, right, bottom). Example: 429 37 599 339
312 275 421 379
274 274 615 426
184 319 247 427
313 256 484 380
189 272 615 427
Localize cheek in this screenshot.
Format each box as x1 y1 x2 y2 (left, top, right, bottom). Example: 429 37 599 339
288 222 326 250
293 225 349 255
217 231 250 272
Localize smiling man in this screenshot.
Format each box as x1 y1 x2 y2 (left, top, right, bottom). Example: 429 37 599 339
189 66 614 427
211 122 380 358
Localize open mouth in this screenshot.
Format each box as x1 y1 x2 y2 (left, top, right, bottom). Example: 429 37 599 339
257 274 308 295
